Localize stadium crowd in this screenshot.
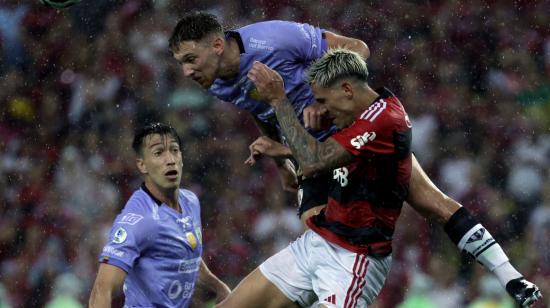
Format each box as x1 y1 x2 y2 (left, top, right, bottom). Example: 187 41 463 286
0 0 548 307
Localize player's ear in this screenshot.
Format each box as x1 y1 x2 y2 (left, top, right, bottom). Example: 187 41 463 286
341 81 354 98
136 158 147 174
212 36 224 55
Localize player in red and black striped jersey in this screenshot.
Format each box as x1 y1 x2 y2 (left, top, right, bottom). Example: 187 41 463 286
215 49 541 308
307 87 412 256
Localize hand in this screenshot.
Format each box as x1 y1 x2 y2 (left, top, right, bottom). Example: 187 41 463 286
505 278 543 307
277 159 298 193
244 136 292 165
303 102 331 130
215 282 231 303
247 61 286 106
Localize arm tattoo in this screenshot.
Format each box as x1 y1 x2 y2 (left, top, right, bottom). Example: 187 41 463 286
273 99 353 173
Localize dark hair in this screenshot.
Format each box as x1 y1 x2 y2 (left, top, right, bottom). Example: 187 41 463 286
169 11 223 52
132 123 182 156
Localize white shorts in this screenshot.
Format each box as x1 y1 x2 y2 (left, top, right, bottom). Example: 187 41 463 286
259 230 391 308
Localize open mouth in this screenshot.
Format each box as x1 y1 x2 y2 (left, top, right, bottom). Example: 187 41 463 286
165 170 178 180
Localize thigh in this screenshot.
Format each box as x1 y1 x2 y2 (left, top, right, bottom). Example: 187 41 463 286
218 234 318 308
216 268 299 308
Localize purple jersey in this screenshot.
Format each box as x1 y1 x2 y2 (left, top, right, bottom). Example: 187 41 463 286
209 20 337 141
99 184 203 308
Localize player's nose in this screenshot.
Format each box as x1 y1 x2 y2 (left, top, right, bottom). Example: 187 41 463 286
164 152 177 165
182 64 194 77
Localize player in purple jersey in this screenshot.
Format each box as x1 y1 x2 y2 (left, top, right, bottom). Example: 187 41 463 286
169 11 369 194
89 123 230 308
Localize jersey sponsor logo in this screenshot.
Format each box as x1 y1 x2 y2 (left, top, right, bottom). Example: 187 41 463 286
112 227 128 244
333 167 349 187
178 257 201 274
249 37 274 51
467 228 485 243
350 132 376 149
168 281 195 300
119 213 144 225
102 246 125 258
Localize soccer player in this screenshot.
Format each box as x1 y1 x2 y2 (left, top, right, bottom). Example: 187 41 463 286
216 50 542 308
169 11 369 194
89 123 230 307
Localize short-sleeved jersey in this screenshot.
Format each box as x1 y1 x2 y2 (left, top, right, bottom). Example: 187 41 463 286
99 184 203 308
307 88 412 255
209 20 337 141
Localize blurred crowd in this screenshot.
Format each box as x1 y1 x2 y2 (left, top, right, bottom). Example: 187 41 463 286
0 0 548 307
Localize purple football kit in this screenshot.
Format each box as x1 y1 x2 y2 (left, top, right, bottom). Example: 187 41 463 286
99 184 202 308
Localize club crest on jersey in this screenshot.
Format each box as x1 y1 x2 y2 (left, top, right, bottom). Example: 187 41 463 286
467 228 485 243
248 87 262 101
350 131 376 149
113 227 127 244
186 232 197 250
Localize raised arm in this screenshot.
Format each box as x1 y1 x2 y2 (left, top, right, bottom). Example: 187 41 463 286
324 31 370 59
89 263 126 308
247 61 353 177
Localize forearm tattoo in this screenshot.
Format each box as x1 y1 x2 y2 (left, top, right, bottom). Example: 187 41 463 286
273 99 352 172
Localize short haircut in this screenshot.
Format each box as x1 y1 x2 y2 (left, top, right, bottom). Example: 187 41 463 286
306 48 369 87
132 122 182 156
169 11 223 52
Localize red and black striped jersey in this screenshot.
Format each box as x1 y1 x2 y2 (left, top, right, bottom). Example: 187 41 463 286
307 88 412 255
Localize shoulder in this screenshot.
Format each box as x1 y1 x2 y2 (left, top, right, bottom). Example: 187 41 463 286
355 90 409 128
179 188 200 208
116 189 159 224
239 20 303 31
123 189 155 213
238 21 321 49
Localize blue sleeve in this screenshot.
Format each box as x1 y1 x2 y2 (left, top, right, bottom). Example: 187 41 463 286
99 209 154 272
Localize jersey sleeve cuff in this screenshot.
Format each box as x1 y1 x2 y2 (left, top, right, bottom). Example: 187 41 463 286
99 256 131 273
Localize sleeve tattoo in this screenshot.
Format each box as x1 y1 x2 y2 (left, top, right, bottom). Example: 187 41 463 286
273 99 353 174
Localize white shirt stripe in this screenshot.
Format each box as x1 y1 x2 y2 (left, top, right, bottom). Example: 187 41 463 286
360 100 387 122
368 99 387 122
